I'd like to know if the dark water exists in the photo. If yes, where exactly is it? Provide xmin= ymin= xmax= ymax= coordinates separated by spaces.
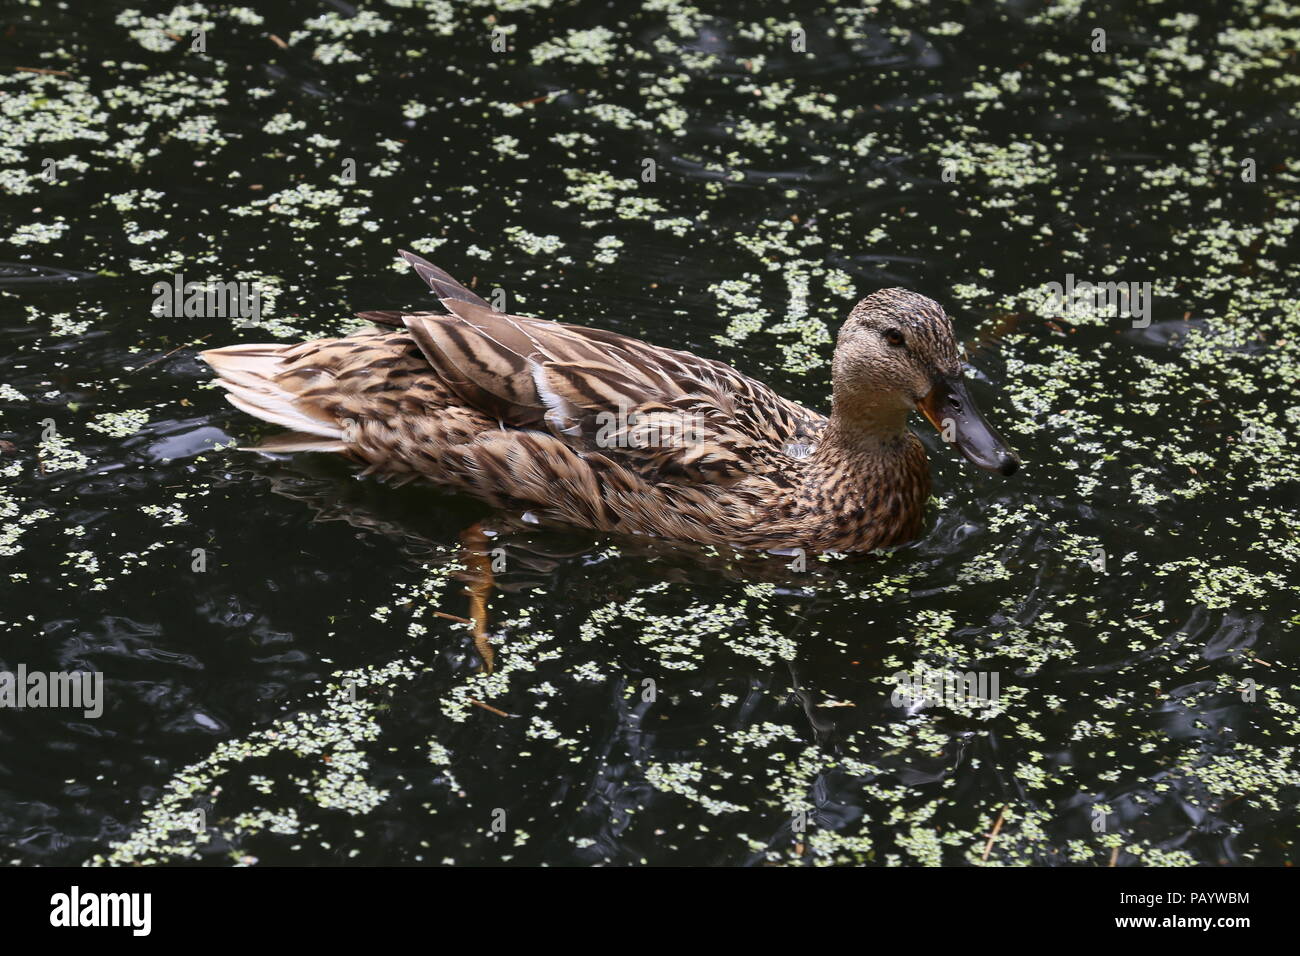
xmin=2 ymin=0 xmax=1298 ymax=866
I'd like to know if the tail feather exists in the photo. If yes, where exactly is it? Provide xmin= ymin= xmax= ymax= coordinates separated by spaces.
xmin=201 ymin=344 xmax=344 ymax=441
xmin=240 ymin=430 xmax=349 ymax=454
xmin=398 ymin=249 xmax=493 ymax=310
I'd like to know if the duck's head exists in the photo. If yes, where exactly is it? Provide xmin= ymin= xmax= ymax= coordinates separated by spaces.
xmin=831 ymin=288 xmax=1020 ymax=476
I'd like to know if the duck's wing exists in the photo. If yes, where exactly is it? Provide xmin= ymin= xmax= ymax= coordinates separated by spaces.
xmin=384 ymin=251 xmax=824 ymax=484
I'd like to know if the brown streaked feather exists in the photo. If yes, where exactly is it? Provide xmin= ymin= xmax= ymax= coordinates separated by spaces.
xmin=356 ymin=310 xmax=408 ymax=328
xmin=401 ymin=303 xmax=818 ymax=435
xmin=398 ymin=250 xmax=821 ymax=444
xmin=399 ymin=249 xmax=493 ymax=310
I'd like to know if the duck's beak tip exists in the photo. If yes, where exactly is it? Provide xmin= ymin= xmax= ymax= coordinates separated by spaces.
xmin=919 ymin=374 xmax=1020 ymax=477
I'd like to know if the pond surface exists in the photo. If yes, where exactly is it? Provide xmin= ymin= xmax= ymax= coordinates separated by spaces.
xmin=2 ymin=0 xmax=1298 ymax=866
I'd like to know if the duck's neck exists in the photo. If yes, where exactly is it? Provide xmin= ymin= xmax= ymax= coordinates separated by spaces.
xmin=795 ymin=401 xmax=931 ymax=551
xmin=821 ymin=394 xmax=912 ymax=454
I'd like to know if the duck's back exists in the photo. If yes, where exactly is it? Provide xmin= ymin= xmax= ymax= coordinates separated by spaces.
xmin=202 ymin=254 xmax=829 ymax=545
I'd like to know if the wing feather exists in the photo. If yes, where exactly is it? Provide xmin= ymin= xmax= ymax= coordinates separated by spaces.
xmin=395 ymin=257 xmax=825 ymax=484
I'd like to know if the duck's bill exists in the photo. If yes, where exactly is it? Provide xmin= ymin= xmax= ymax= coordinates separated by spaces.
xmin=918 ymin=375 xmax=1021 ymax=476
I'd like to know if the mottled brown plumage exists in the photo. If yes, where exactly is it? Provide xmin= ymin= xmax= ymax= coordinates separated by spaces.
xmin=202 ymin=250 xmax=1019 ymax=553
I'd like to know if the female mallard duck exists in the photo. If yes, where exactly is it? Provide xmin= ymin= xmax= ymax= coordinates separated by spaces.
xmin=202 ymin=250 xmax=1019 ymax=553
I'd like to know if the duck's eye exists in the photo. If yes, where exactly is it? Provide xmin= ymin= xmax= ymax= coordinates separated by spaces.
xmin=884 ymin=328 xmax=906 ymax=347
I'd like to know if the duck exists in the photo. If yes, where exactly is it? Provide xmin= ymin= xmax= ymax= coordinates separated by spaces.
xmin=201 ymin=249 xmax=1020 ymax=554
